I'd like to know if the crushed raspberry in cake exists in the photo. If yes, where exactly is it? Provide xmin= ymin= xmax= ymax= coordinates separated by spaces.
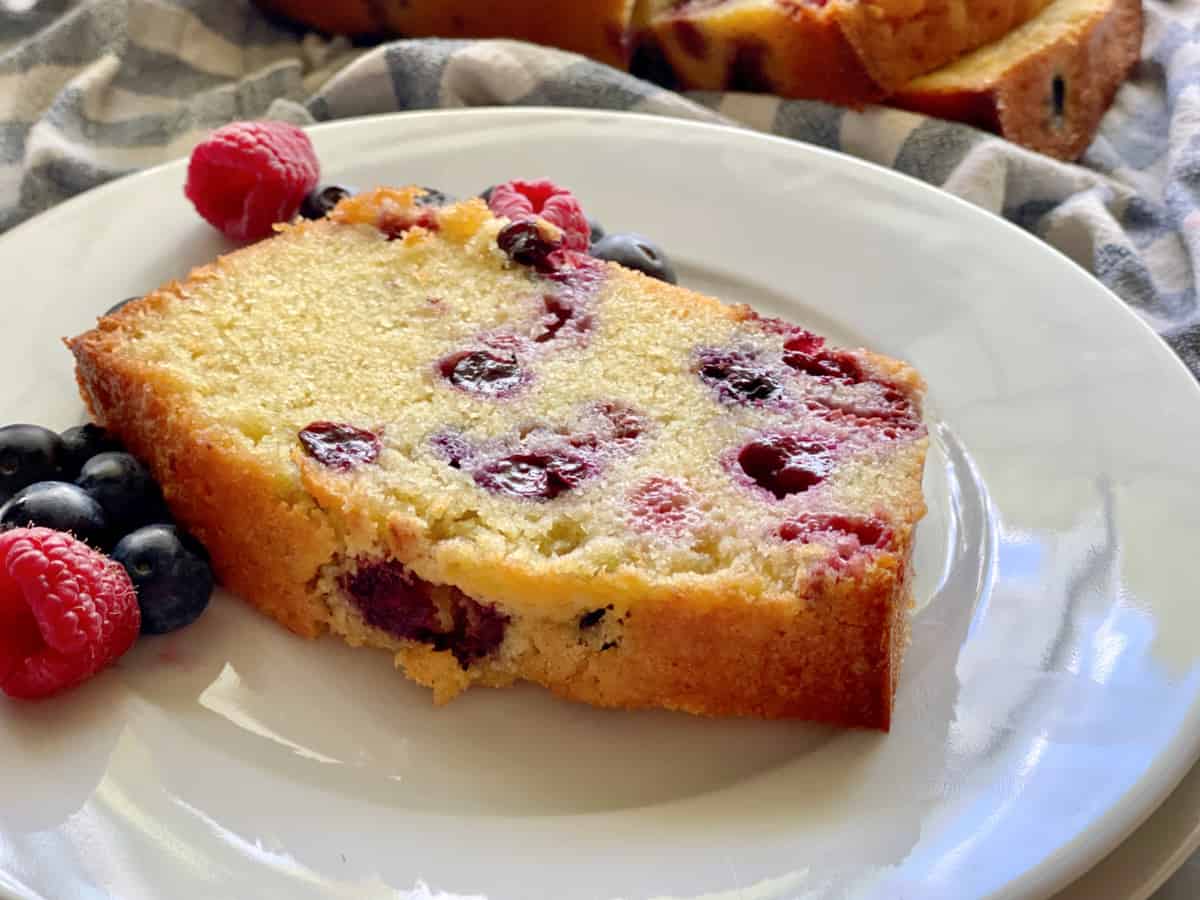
xmin=734 ymin=432 xmax=841 ymax=499
xmin=474 ymin=451 xmax=597 ymax=501
xmin=783 ymin=331 xmax=865 ymax=384
xmin=431 ymin=402 xmax=646 ymax=501
xmin=533 ymin=294 xmax=584 ymax=343
xmin=342 ymin=560 xmax=508 ymax=667
xmin=779 ymin=513 xmax=893 ymax=563
xmin=438 ymin=348 xmax=526 ymax=397
xmin=299 ymin=422 xmax=381 ymax=470
xmin=697 ymin=347 xmax=785 ymax=404
xmin=629 ymin=477 xmax=700 ymax=534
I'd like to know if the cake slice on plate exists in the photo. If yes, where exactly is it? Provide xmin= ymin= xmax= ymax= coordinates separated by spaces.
xmin=68 ymin=186 xmax=928 ymax=728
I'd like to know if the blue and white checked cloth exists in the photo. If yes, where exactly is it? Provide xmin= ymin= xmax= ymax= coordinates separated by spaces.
xmin=1 ymin=1 xmax=1199 ymax=896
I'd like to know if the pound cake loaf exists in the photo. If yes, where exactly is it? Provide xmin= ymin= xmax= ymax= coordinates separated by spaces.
xmin=68 ymin=187 xmax=929 ymax=728
xmin=634 ymin=0 xmax=1055 ymax=104
xmin=893 ymin=0 xmax=1142 ymax=159
xmin=255 ymin=0 xmax=639 ymax=68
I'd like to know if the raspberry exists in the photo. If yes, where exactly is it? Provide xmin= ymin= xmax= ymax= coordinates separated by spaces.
xmin=184 ymin=121 xmax=320 ymax=242
xmin=487 ymin=179 xmax=591 ymax=252
xmin=0 ymin=527 xmax=140 ymax=700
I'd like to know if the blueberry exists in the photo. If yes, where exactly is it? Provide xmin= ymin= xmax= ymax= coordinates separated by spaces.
xmin=479 ymin=185 xmax=497 ymax=205
xmin=112 ymin=524 xmax=214 ymax=635
xmin=299 ymin=184 xmax=355 ymax=220
xmin=75 ymin=451 xmax=168 ymax=535
xmin=0 ymin=481 xmax=108 ymax=546
xmin=0 ymin=424 xmax=65 ymax=504
xmin=587 ymin=216 xmax=606 ymax=244
xmin=590 ymin=233 xmax=677 ymax=284
xmin=105 ymin=297 xmax=140 ymax=317
xmin=59 ymin=423 xmax=123 ymax=479
xmin=415 ymin=187 xmax=454 ymax=207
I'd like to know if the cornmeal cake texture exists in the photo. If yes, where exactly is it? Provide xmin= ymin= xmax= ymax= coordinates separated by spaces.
xmin=68 ymin=187 xmax=928 ymax=729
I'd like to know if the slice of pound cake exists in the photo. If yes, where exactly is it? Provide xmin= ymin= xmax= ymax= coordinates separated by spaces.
xmin=68 ymin=186 xmax=928 ymax=728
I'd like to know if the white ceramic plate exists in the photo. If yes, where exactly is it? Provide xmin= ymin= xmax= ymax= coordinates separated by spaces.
xmin=2 ymin=109 xmax=1200 ymax=900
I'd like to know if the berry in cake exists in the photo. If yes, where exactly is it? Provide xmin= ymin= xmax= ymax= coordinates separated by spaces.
xmin=69 ymin=182 xmax=929 ymax=728
xmin=184 ymin=120 xmax=320 ymax=242
xmin=0 ymin=527 xmax=140 ymax=699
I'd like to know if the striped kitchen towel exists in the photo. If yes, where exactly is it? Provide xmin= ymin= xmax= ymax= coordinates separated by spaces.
xmin=0 ymin=0 xmax=1196 ymax=384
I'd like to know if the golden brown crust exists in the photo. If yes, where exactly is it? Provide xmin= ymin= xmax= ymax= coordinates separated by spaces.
xmin=67 ymin=260 xmax=339 ymax=640
xmin=892 ymin=0 xmax=1143 ymax=160
xmin=513 ymin=558 xmax=913 ymax=727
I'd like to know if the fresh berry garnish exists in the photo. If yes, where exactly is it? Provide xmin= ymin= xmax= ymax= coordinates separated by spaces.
xmin=438 ymin=349 xmax=525 ymax=397
xmin=783 ymin=332 xmax=864 ymax=383
xmin=590 ymin=233 xmax=677 ymax=284
xmin=0 ymin=424 xmax=64 ymax=504
xmin=75 ymin=452 xmax=167 ymax=536
xmin=734 ymin=433 xmax=839 ymax=499
xmin=779 ymin=513 xmax=893 ymax=561
xmin=105 ymin=297 xmax=140 ymax=317
xmin=111 ymin=525 xmax=213 ymax=635
xmin=588 ymin=216 xmax=606 ymax=244
xmin=414 ymin=187 xmax=454 ymax=207
xmin=478 ymin=185 xmax=497 ymax=204
xmin=697 ymin=348 xmax=783 ymax=404
xmin=474 ymin=451 xmax=596 ymax=501
xmin=497 ymin=219 xmax=563 ymax=271
xmin=0 ymin=483 xmax=108 ymax=547
xmin=298 ymin=422 xmax=381 ymax=471
xmin=487 ymin=179 xmax=591 ymax=252
xmin=342 ymin=559 xmax=508 ymax=667
xmin=59 ymin=424 xmax=123 ymax=478
xmin=299 ymin=184 xmax=355 ymax=220
xmin=629 ymin=477 xmax=698 ymax=534
xmin=0 ymin=527 xmax=139 ymax=699
xmin=184 ymin=120 xmax=320 ymax=242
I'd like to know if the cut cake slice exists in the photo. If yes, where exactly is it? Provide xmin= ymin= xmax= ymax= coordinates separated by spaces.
xmin=68 ymin=188 xmax=929 ymax=728
xmin=630 ymin=0 xmax=1057 ymax=105
xmin=892 ymin=0 xmax=1142 ymax=159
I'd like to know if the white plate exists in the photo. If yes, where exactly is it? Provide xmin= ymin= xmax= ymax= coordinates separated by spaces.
xmin=2 ymin=109 xmax=1200 ymax=900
